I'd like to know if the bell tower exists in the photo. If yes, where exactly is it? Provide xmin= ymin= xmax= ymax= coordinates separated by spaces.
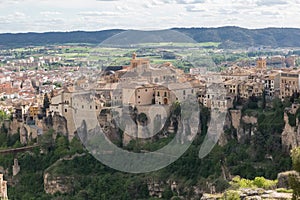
xmin=256 ymin=57 xmax=267 ymax=70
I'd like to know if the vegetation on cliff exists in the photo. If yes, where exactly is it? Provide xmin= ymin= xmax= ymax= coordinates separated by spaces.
xmin=0 ymin=94 xmax=298 ymax=199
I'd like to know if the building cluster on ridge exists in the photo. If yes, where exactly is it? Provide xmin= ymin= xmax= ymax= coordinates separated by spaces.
xmin=1 ymin=53 xmax=300 ymax=141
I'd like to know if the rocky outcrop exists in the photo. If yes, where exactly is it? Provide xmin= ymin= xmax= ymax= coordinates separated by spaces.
xmin=20 ymin=125 xmax=28 ymax=144
xmin=201 ymin=188 xmax=293 ymax=200
xmin=44 ymin=173 xmax=74 ymax=195
xmin=51 ymin=113 xmax=68 ymax=138
xmin=277 ymin=171 xmax=300 ymax=189
xmin=9 ymin=119 xmax=22 ymax=135
xmin=229 ymin=109 xmax=258 ymax=143
xmin=282 ymin=111 xmax=300 ymax=152
xmin=230 ymin=110 xmax=242 ymax=130
xmin=44 ymin=154 xmax=85 ymax=195
xmin=147 ymin=180 xmax=164 ymax=198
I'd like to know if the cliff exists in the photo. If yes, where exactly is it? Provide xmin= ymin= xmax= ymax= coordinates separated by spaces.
xmin=282 ymin=107 xmax=300 ymax=152
xmin=43 ymin=154 xmax=85 ymax=195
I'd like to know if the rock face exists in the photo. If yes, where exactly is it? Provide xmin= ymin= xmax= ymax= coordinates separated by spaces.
xmin=44 ymin=173 xmax=74 ymax=195
xmin=282 ymin=111 xmax=300 ymax=152
xmin=9 ymin=119 xmax=22 ymax=135
xmin=229 ymin=109 xmax=258 ymax=143
xmin=51 ymin=113 xmax=68 ymax=138
xmin=147 ymin=181 xmax=164 ymax=198
xmin=230 ymin=110 xmax=242 ymax=130
xmin=201 ymin=188 xmax=293 ymax=200
xmin=277 ymin=171 xmax=300 ymax=189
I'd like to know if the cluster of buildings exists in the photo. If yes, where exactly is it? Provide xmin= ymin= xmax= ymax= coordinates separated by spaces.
xmin=1 ymin=52 xmax=300 ymax=142
xmin=196 ymin=57 xmax=300 ymax=103
xmin=6 ymin=56 xmax=62 ymax=69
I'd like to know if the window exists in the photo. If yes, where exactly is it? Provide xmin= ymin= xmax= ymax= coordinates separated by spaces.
xmin=138 ymin=96 xmax=141 ymax=98
xmin=157 ymin=92 xmax=160 ymax=97
xmin=82 ymin=105 xmax=84 ymax=109
xmin=90 ymin=105 xmax=92 ymax=109
xmin=164 ymin=92 xmax=167 ymax=97
xmin=65 ymin=109 xmax=67 ymax=113
xmin=96 ymin=106 xmax=98 ymax=110
xmin=145 ymin=89 xmax=148 ymax=92
xmin=183 ymin=90 xmax=186 ymax=95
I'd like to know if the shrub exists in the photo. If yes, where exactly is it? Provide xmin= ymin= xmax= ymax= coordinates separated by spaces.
xmin=253 ymin=177 xmax=277 ymax=189
xmin=230 ymin=176 xmax=277 ymax=190
xmin=223 ymin=190 xmax=241 ymax=200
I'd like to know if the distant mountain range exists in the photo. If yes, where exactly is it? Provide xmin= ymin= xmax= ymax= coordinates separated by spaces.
xmin=1 ymin=26 xmax=300 ymax=49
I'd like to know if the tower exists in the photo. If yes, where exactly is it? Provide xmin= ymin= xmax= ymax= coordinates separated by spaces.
xmin=256 ymin=57 xmax=267 ymax=70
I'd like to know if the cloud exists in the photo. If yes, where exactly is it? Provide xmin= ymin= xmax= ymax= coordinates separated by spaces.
xmin=160 ymin=0 xmax=205 ymax=4
xmin=185 ymin=5 xmax=205 ymax=12
xmin=78 ymin=11 xmax=118 ymax=16
xmin=218 ymin=8 xmax=240 ymax=15
xmin=40 ymin=11 xmax=61 ymax=16
xmin=256 ymin=0 xmax=288 ymax=6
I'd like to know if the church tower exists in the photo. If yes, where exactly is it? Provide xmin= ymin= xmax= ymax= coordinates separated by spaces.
xmin=256 ymin=57 xmax=267 ymax=70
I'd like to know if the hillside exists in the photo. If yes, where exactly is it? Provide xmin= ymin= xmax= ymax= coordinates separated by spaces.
xmin=1 ymin=27 xmax=300 ymax=49
xmin=173 ymin=26 xmax=300 ymax=49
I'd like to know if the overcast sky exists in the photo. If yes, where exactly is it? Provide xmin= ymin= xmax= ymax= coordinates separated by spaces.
xmin=0 ymin=0 xmax=300 ymax=33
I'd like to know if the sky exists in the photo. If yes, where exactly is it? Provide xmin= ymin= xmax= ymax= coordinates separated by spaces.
xmin=0 ymin=0 xmax=300 ymax=33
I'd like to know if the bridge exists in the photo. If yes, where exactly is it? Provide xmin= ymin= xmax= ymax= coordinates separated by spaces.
xmin=0 ymin=145 xmax=39 ymax=155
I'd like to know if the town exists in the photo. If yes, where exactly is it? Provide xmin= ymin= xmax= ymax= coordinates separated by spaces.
xmin=0 ymin=46 xmax=300 ymax=142
xmin=1 ymin=44 xmax=300 ymax=199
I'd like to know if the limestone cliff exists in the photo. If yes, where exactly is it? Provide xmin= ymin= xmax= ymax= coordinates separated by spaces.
xmin=44 ymin=173 xmax=74 ymax=195
xmin=51 ymin=113 xmax=68 ymax=138
xmin=282 ymin=111 xmax=300 ymax=152
xmin=226 ymin=109 xmax=257 ymax=143
xmin=43 ymin=154 xmax=85 ymax=195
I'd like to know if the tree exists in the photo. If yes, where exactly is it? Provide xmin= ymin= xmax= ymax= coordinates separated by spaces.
xmin=39 ymin=129 xmax=55 ymax=152
xmin=262 ymin=89 xmax=266 ymax=110
xmin=138 ymin=113 xmax=148 ymax=125
xmin=43 ymin=93 xmax=50 ymax=113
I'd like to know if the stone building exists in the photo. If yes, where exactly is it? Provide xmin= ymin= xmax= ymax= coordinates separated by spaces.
xmin=239 ymin=80 xmax=264 ymax=99
xmin=265 ymin=72 xmax=280 ymax=97
xmin=50 ymin=87 xmax=103 ymax=141
xmin=204 ymin=83 xmax=231 ymax=112
xmin=280 ymin=71 xmax=300 ymax=100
